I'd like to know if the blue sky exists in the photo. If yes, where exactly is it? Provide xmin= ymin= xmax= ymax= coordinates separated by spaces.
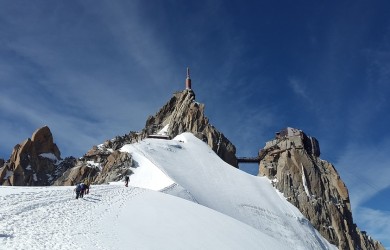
xmin=0 ymin=0 xmax=389 ymax=246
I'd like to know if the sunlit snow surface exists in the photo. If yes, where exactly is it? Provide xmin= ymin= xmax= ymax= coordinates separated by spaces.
xmin=0 ymin=133 xmax=336 ymax=250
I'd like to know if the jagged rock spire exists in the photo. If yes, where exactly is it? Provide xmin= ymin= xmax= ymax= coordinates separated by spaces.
xmin=142 ymin=90 xmax=237 ymax=167
xmin=0 ymin=126 xmax=74 ymax=186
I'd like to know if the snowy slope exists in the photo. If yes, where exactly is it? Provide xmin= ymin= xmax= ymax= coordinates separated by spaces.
xmin=0 ymin=133 xmax=336 ymax=250
xmin=121 ymin=133 xmax=336 ymax=250
xmin=0 ymin=185 xmax=284 ymax=250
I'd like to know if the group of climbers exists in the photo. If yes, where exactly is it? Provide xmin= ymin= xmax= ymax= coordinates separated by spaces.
xmin=74 ymin=175 xmax=130 ymax=199
xmin=74 ymin=182 xmax=90 ymax=199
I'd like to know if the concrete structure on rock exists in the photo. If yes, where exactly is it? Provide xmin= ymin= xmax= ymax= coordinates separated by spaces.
xmin=265 ymin=127 xmax=320 ymax=157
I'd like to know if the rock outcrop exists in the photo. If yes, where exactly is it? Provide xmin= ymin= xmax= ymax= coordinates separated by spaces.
xmin=0 ymin=126 xmax=75 ymax=186
xmin=258 ymin=127 xmax=384 ymax=250
xmin=93 ymin=150 xmax=132 ymax=184
xmin=54 ymin=142 xmax=133 ymax=186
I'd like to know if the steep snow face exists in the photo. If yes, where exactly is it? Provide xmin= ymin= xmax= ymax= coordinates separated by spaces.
xmin=120 ymin=133 xmax=336 ymax=250
xmin=122 ymin=149 xmax=175 ymax=190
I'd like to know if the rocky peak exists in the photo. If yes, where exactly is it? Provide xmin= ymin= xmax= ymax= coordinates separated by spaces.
xmin=141 ymin=90 xmax=238 ymax=167
xmin=54 ymin=89 xmax=238 ymax=186
xmin=258 ymin=127 xmax=384 ymax=250
xmin=0 ymin=126 xmax=73 ymax=186
xmin=31 ymin=125 xmax=61 ymax=158
xmin=83 ymin=89 xmax=238 ymax=169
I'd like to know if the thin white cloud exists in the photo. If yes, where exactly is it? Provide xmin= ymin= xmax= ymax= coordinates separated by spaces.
xmin=0 ymin=94 xmax=103 ymax=156
xmin=0 ymin=1 xmax=184 ymax=158
xmin=354 ymin=207 xmax=390 ymax=248
xmin=335 ymin=139 xmax=390 ymax=208
xmin=85 ymin=1 xmax=183 ymax=90
xmin=288 ymin=77 xmax=311 ymax=101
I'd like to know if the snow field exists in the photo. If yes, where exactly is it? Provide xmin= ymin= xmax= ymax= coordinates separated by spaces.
xmin=0 ymin=185 xmax=284 ymax=250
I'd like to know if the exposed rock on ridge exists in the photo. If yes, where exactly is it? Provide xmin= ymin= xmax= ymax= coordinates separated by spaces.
xmin=0 ymin=126 xmax=75 ymax=186
xmin=258 ymin=127 xmax=384 ymax=250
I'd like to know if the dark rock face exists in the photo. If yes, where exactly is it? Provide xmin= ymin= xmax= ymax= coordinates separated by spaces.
xmin=0 ymin=126 xmax=74 ymax=186
xmin=258 ymin=127 xmax=384 ymax=250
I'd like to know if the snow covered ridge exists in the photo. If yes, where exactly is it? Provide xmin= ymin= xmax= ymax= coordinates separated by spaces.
xmin=119 ymin=132 xmax=336 ymax=249
xmin=0 ymin=133 xmax=336 ymax=249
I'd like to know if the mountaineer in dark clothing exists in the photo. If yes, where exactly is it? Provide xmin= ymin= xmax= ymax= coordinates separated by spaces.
xmin=79 ymin=183 xmax=86 ymax=198
xmin=84 ymin=182 xmax=90 ymax=195
xmin=74 ymin=183 xmax=82 ymax=199
xmin=124 ymin=176 xmax=130 ymax=187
